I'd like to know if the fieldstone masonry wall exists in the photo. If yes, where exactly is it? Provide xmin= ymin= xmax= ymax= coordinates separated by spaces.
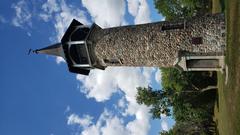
xmin=88 ymin=13 xmax=225 ymax=68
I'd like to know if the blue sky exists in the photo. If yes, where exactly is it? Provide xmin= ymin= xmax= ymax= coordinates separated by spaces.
xmin=0 ymin=0 xmax=174 ymax=135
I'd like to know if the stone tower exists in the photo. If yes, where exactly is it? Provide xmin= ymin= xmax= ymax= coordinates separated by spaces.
xmin=33 ymin=13 xmax=225 ymax=75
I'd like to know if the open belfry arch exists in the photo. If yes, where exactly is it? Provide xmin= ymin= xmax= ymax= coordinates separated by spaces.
xmin=33 ymin=13 xmax=226 ymax=75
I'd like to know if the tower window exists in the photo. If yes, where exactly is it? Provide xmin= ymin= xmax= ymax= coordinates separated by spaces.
xmin=186 ymin=59 xmax=219 ymax=68
xmin=161 ymin=23 xmax=184 ymax=31
xmin=104 ymin=58 xmax=121 ymax=64
xmin=70 ymin=44 xmax=89 ymax=64
xmin=192 ymin=37 xmax=203 ymax=44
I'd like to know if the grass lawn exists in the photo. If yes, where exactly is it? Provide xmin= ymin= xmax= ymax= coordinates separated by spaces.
xmin=214 ymin=0 xmax=240 ymax=134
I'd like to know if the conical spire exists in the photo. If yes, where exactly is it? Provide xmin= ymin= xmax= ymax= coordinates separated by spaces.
xmin=32 ymin=43 xmax=65 ymax=59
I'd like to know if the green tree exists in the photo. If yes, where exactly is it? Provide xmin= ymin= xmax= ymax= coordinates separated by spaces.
xmin=136 ymin=87 xmax=173 ymax=118
xmin=161 ymin=67 xmax=217 ymax=92
xmin=136 ymin=68 xmax=217 ymax=134
xmin=154 ymin=0 xmax=211 ymax=20
xmin=160 ymin=129 xmax=174 ymax=135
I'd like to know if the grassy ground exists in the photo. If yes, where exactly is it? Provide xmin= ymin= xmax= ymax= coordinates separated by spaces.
xmin=214 ymin=0 xmax=240 ymax=134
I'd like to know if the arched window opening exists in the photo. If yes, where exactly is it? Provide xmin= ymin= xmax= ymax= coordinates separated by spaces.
xmin=70 ymin=44 xmax=89 ymax=64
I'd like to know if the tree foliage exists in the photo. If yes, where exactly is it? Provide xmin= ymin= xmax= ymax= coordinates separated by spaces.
xmin=136 ymin=87 xmax=172 ymax=118
xmin=136 ymin=68 xmax=218 ymax=134
xmin=161 ymin=68 xmax=217 ymax=92
xmin=154 ymin=0 xmax=211 ymax=20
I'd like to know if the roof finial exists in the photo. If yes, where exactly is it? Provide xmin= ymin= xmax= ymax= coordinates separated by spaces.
xmin=28 ymin=49 xmax=39 ymax=55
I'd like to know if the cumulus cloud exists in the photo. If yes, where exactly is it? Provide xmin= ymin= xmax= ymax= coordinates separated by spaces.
xmin=126 ymin=0 xmax=139 ymax=16
xmin=155 ymin=68 xmax=162 ymax=84
xmin=126 ymin=105 xmax=150 ymax=135
xmin=134 ymin=0 xmax=151 ymax=24
xmin=160 ymin=114 xmax=170 ymax=131
xmin=56 ymin=57 xmax=65 ymax=64
xmin=67 ymin=114 xmax=93 ymax=128
xmin=77 ymin=67 xmax=153 ymax=102
xmin=76 ymin=67 xmax=157 ymax=134
xmin=101 ymin=116 xmax=128 ymax=135
xmin=82 ymin=0 xmax=126 ymax=28
xmin=40 ymin=0 xmax=89 ymax=41
xmin=126 ymin=0 xmax=151 ymax=24
xmin=11 ymin=0 xmax=32 ymax=28
xmin=117 ymin=97 xmax=126 ymax=109
xmin=67 ymin=108 xmax=150 ymax=135
xmin=161 ymin=119 xmax=169 ymax=131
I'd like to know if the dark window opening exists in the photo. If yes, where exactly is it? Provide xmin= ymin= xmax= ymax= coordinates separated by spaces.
xmin=221 ymin=33 xmax=225 ymax=37
xmin=161 ymin=23 xmax=184 ymax=31
xmin=104 ymin=58 xmax=121 ymax=64
xmin=71 ymin=27 xmax=90 ymax=41
xmin=192 ymin=37 xmax=203 ymax=44
xmin=70 ymin=44 xmax=89 ymax=64
xmin=186 ymin=59 xmax=219 ymax=68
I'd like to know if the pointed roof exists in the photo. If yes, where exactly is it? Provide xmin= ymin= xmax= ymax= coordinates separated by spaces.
xmin=32 ymin=19 xmax=93 ymax=75
xmin=61 ymin=19 xmax=84 ymax=43
xmin=34 ymin=43 xmax=65 ymax=59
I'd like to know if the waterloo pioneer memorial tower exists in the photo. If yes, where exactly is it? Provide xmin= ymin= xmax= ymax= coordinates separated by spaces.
xmin=33 ymin=13 xmax=226 ymax=75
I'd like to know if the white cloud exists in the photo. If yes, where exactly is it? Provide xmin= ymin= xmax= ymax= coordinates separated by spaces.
xmin=74 ymin=64 xmax=163 ymax=135
xmin=126 ymin=0 xmax=139 ymax=16
xmin=39 ymin=13 xmax=51 ymax=22
xmin=155 ymin=68 xmax=162 ymax=84
xmin=82 ymin=125 xmax=100 ymax=135
xmin=160 ymin=114 xmax=170 ymax=131
xmin=56 ymin=57 xmax=65 ymax=64
xmin=126 ymin=0 xmax=151 ymax=24
xmin=161 ymin=17 xmax=166 ymax=21
xmin=161 ymin=119 xmax=169 ymax=131
xmin=11 ymin=0 xmax=32 ymax=28
xmin=117 ymin=97 xmax=126 ymax=109
xmin=67 ymin=114 xmax=93 ymax=128
xmin=101 ymin=116 xmax=128 ymax=135
xmin=42 ymin=0 xmax=60 ymax=14
xmin=143 ymin=67 xmax=156 ymax=83
xmin=134 ymin=0 xmax=151 ymax=24
xmin=126 ymin=105 xmax=150 ymax=135
xmin=77 ymin=67 xmax=153 ymax=102
xmin=76 ymin=67 xmax=157 ymax=135
xmin=82 ymin=0 xmax=126 ymax=28
xmin=68 ymin=108 xmax=151 ymax=135
xmin=40 ymin=0 xmax=89 ymax=41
